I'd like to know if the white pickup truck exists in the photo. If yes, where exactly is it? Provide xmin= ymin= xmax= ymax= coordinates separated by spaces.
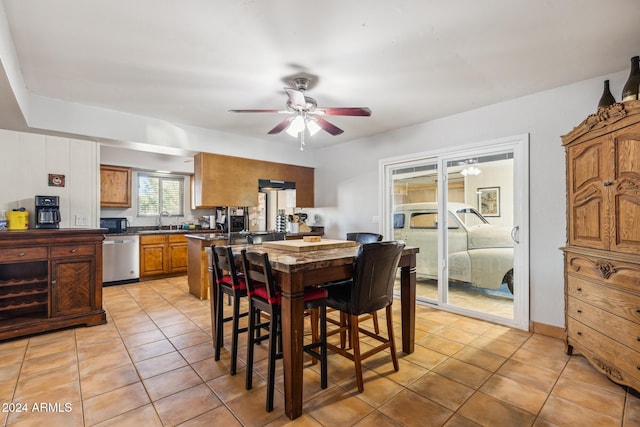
xmin=393 ymin=202 xmax=514 ymax=293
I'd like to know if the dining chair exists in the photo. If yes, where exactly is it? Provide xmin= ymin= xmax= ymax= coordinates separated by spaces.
xmin=210 ymin=245 xmax=250 ymax=376
xmin=346 ymin=232 xmax=383 ymax=243
xmin=246 ymin=232 xmax=286 ymax=244
xmin=345 ymin=232 xmax=385 ymax=337
xmin=325 ymin=240 xmax=405 ymax=392
xmin=241 ymin=249 xmax=328 ymax=412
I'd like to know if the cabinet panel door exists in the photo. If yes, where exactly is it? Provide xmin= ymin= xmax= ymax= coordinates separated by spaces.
xmin=611 ymin=131 xmax=640 ymax=254
xmin=100 ymin=165 xmax=131 ymax=208
xmin=567 ymin=136 xmax=612 ymax=250
xmin=168 ymin=243 xmax=187 ymax=273
xmin=51 ymin=258 xmax=94 ymax=316
xmin=140 ymin=244 xmax=166 ymax=276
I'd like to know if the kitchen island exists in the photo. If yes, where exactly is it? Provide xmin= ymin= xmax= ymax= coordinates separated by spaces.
xmin=0 ymin=229 xmax=106 ymax=340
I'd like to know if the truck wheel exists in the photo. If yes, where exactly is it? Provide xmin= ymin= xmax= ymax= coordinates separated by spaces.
xmin=503 ymin=269 xmax=514 ymax=294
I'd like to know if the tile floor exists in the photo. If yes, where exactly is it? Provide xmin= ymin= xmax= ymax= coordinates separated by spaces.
xmin=0 ymin=276 xmax=639 ymax=426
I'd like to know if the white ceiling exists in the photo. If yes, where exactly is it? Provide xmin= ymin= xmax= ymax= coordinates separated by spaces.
xmin=2 ymin=0 xmax=640 ymax=150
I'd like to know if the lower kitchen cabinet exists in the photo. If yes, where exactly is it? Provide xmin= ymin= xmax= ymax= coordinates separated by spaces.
xmin=140 ymin=233 xmax=188 ymax=278
xmin=0 ymin=229 xmax=106 ymax=341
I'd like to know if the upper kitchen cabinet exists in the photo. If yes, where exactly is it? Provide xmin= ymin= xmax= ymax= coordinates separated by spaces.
xmin=193 ymin=153 xmax=314 ymax=208
xmin=100 ymin=165 xmax=132 ymax=208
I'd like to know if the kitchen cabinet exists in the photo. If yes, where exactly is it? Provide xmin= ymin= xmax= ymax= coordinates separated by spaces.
xmin=0 ymin=229 xmax=106 ymax=340
xmin=100 ymin=164 xmax=132 ymax=208
xmin=561 ymin=100 xmax=640 ymax=392
xmin=140 ymin=233 xmax=188 ymax=278
xmin=193 ymin=152 xmax=314 ymax=208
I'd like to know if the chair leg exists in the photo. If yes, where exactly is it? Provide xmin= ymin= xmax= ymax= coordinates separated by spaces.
xmin=350 ymin=314 xmax=365 ymax=393
xmin=230 ymin=292 xmax=241 ymax=375
xmin=320 ymin=305 xmax=328 ymax=389
xmin=309 ymin=308 xmax=319 ymax=365
xmin=386 ymin=305 xmax=399 ymax=371
xmin=214 ymin=287 xmax=224 ymax=361
xmin=266 ymin=311 xmax=279 ymax=412
xmin=371 ymin=311 xmax=380 ymax=334
xmin=245 ymin=304 xmax=256 ymax=391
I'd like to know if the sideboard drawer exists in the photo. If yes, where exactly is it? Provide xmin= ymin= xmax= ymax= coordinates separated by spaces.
xmin=567 ymin=275 xmax=640 ymax=325
xmin=565 ymin=251 xmax=640 ymax=293
xmin=51 ymin=244 xmax=96 ymax=258
xmin=0 ymin=247 xmax=48 ymax=262
xmin=568 ymin=296 xmax=640 ymax=352
xmin=567 ymin=317 xmax=640 ymax=386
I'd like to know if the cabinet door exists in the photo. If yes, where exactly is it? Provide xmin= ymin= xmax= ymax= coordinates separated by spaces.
xmin=100 ymin=165 xmax=132 ymax=208
xmin=610 ymin=130 xmax=640 ymax=254
xmin=51 ymin=258 xmax=95 ymax=317
xmin=168 ymin=235 xmax=187 ymax=273
xmin=567 ymin=135 xmax=612 ymax=250
xmin=140 ymin=243 xmax=167 ymax=277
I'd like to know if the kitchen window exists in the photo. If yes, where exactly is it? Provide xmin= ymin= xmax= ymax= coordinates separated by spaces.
xmin=137 ymin=173 xmax=184 ymax=217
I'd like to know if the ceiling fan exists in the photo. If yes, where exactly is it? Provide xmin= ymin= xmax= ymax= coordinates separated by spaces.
xmin=229 ymin=77 xmax=372 ymax=150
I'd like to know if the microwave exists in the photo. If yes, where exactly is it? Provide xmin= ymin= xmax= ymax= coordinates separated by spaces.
xmin=100 ymin=217 xmax=128 ymax=233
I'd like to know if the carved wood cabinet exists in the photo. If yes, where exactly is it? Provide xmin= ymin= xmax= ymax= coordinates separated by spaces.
xmin=0 ymin=229 xmax=106 ymax=340
xmin=562 ymin=101 xmax=640 ymax=392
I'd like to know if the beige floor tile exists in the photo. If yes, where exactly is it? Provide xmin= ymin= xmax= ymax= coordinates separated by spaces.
xmin=169 ymin=330 xmax=213 ymax=350
xmin=6 ymin=400 xmax=82 ymax=427
xmin=442 ymin=414 xmax=483 ymax=426
xmin=78 ymin=348 xmax=133 ymax=377
xmin=495 ymin=358 xmax=560 ymax=393
xmin=179 ymin=405 xmax=244 ymax=427
xmin=352 ymin=410 xmax=404 ymax=427
xmin=80 ymin=363 xmax=140 ymax=399
xmin=417 ymin=333 xmax=466 ymax=356
xmin=432 ymin=358 xmax=492 ymax=389
xmin=451 ymin=345 xmax=507 ymax=372
xmin=82 ymin=382 xmax=150 ymax=425
xmin=408 ymin=371 xmax=475 ymax=412
xmin=134 ymin=351 xmax=188 ymax=379
xmin=121 ymin=328 xmax=166 ymax=348
xmin=190 ymin=356 xmax=234 ymax=382
xmin=468 ymin=335 xmax=520 ymax=358
xmin=538 ymin=394 xmax=620 ymax=426
xmin=457 ymin=392 xmax=536 ymax=426
xmin=302 ymin=384 xmax=375 ymax=426
xmin=549 ymin=376 xmax=625 ymax=419
xmin=379 ymin=389 xmax=453 ymax=427
xmin=153 ymin=383 xmax=223 ymax=425
xmin=401 ymin=343 xmax=449 ymax=370
xmin=179 ymin=341 xmax=216 ymax=364
xmin=371 ymin=358 xmax=429 ymax=387
xmin=480 ymin=374 xmax=549 ymax=414
xmin=127 ymin=338 xmax=175 ymax=362
xmin=143 ymin=365 xmax=203 ymax=402
xmin=14 ymin=363 xmax=78 ymax=399
xmin=92 ymin=404 xmax=163 ymax=427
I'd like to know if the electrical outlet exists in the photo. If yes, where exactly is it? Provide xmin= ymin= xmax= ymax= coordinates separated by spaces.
xmin=75 ymin=215 xmax=88 ymax=226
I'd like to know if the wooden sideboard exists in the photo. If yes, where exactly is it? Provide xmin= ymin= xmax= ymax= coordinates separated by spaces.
xmin=0 ymin=229 xmax=106 ymax=340
xmin=561 ymin=100 xmax=640 ymax=391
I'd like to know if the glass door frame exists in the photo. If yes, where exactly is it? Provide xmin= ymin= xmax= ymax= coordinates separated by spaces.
xmin=380 ymin=134 xmax=530 ymax=330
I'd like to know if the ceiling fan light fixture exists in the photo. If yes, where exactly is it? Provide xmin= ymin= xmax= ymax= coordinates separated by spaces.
xmin=286 ymin=115 xmax=305 ymax=136
xmin=460 ymin=166 xmax=482 ymax=176
xmin=306 ymin=118 xmax=321 ymax=136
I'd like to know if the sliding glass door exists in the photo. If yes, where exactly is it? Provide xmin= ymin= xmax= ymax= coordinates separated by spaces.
xmin=383 ymin=135 xmax=529 ymax=330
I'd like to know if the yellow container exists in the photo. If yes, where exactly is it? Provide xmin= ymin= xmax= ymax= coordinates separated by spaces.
xmin=7 ymin=210 xmax=29 ymax=230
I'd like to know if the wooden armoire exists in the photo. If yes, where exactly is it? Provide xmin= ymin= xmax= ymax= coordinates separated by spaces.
xmin=561 ymin=100 xmax=640 ymax=392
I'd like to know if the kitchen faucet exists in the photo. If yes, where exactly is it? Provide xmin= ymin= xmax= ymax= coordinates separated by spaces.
xmin=159 ymin=211 xmax=170 ymax=229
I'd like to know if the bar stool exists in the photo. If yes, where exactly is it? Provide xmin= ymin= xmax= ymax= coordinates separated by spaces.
xmin=241 ymin=249 xmax=328 ymax=412
xmin=210 ymin=245 xmax=249 ymax=376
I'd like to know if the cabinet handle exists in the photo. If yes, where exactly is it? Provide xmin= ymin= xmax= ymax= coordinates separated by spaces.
xmin=71 ymin=249 xmax=77 ymax=253
xmin=603 ymin=181 xmax=613 ymax=186
xmin=18 ymin=252 xmax=25 ymax=257
xmin=51 ymin=279 xmax=56 ymax=285
xmin=576 ymin=309 xmax=582 ymax=313
xmin=636 ymin=308 xmax=640 ymax=314
xmin=577 ymin=331 xmax=582 ymax=336
xmin=576 ymin=287 xmax=582 ymax=292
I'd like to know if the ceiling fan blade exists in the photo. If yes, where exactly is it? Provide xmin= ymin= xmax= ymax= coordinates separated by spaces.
xmin=317 ymin=107 xmax=372 ymax=116
xmin=314 ymin=117 xmax=344 ymax=136
xmin=267 ymin=117 xmax=295 ymax=134
xmin=229 ymin=109 xmax=285 ymax=113
xmin=284 ymin=88 xmax=306 ymax=109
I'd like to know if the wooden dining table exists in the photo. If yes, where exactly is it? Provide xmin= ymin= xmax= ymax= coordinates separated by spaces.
xmin=217 ymin=242 xmax=419 ymax=420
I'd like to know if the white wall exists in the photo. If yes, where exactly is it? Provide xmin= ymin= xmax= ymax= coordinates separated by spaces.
xmin=0 ymin=129 xmax=99 ymax=228
xmin=306 ymin=70 xmax=628 ymax=328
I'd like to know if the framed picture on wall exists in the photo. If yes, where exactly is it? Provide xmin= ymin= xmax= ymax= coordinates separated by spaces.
xmin=478 ymin=187 xmax=500 ymax=217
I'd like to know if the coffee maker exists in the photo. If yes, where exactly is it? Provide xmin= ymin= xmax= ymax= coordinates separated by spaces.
xmin=35 ymin=195 xmax=61 ymax=229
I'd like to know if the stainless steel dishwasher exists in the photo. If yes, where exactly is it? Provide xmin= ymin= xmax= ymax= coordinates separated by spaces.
xmin=103 ymin=234 xmax=140 ymax=285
